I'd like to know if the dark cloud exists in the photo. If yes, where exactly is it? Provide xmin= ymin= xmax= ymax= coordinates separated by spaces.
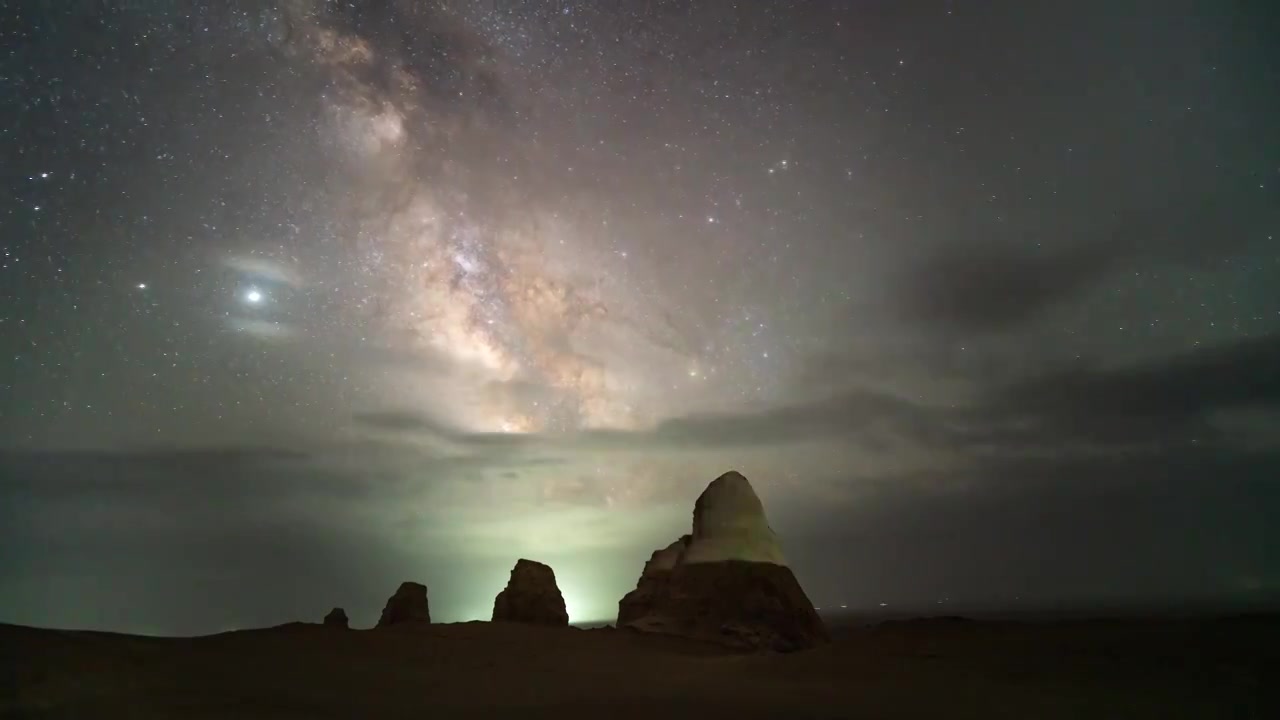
xmin=988 ymin=332 xmax=1280 ymax=448
xmin=998 ymin=332 xmax=1280 ymax=418
xmin=894 ymin=241 xmax=1117 ymax=332
xmin=786 ymin=447 xmax=1280 ymax=610
xmin=352 ymin=390 xmax=944 ymax=455
xmin=353 ymin=410 xmax=441 ymax=433
xmin=643 ymin=389 xmax=943 ymax=449
xmin=717 ymin=332 xmax=1280 ymax=454
xmin=889 ymin=178 xmax=1276 ymax=334
xmin=356 ymin=333 xmax=1280 ymax=460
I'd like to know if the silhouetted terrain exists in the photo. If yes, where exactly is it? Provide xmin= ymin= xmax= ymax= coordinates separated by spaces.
xmin=4 ymin=615 xmax=1277 ymax=718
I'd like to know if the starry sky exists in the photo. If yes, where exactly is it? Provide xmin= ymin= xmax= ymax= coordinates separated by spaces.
xmin=2 ymin=1 xmax=1278 ymax=633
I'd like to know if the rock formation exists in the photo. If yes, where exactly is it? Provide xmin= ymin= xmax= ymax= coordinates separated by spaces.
xmin=617 ymin=470 xmax=828 ymax=652
xmin=492 ymin=558 xmax=569 ymax=626
xmin=323 ymin=607 xmax=349 ymax=628
xmin=376 ymin=581 xmax=431 ymax=627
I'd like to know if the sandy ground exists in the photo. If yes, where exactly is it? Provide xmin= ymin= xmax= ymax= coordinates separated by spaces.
xmin=3 ymin=616 xmax=1276 ymax=719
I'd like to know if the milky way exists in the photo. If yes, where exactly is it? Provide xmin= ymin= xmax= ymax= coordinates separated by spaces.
xmin=215 ymin=2 xmax=778 ymax=439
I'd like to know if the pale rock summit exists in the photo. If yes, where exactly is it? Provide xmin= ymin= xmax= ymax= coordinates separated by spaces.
xmin=617 ymin=470 xmax=828 ymax=652
xmin=682 ymin=470 xmax=788 ymax=566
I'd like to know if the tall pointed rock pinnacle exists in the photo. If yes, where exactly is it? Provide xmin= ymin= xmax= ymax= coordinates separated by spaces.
xmin=616 ymin=471 xmax=828 ymax=652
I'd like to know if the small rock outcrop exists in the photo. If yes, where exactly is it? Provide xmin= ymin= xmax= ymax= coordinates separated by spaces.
xmin=492 ymin=558 xmax=569 ymax=626
xmin=616 ymin=470 xmax=828 ymax=652
xmin=377 ymin=581 xmax=431 ymax=627
xmin=323 ymin=607 xmax=349 ymax=628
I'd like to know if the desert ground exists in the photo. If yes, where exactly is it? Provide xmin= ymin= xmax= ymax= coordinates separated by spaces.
xmin=3 ymin=615 xmax=1276 ymax=719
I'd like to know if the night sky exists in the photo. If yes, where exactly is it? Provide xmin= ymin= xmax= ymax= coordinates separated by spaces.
xmin=2 ymin=1 xmax=1278 ymax=633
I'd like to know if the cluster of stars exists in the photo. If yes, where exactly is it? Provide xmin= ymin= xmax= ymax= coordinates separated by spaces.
xmin=0 ymin=0 xmax=1273 ymax=452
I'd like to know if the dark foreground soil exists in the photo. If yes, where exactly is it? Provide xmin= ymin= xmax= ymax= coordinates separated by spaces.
xmin=3 ymin=615 xmax=1277 ymax=719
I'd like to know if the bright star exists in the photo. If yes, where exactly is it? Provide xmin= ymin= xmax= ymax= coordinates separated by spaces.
xmin=245 ymin=290 xmax=263 ymax=304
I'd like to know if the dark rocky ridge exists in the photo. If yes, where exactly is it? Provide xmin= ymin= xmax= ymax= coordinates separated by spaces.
xmin=323 ymin=607 xmax=349 ymax=628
